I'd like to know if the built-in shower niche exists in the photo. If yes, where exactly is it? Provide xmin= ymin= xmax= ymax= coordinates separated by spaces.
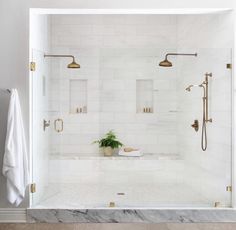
xmin=136 ymin=80 xmax=154 ymax=113
xmin=69 ymin=80 xmax=87 ymax=114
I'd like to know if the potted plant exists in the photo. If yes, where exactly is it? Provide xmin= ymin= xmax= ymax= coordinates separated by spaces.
xmin=93 ymin=130 xmax=123 ymax=156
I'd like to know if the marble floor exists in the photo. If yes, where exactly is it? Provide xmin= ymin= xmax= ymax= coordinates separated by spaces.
xmin=1 ymin=223 xmax=236 ymax=230
xmin=32 ymin=182 xmax=210 ymax=208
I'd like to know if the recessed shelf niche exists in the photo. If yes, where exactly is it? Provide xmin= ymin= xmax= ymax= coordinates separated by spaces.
xmin=136 ymin=80 xmax=153 ymax=113
xmin=69 ymin=80 xmax=87 ymax=114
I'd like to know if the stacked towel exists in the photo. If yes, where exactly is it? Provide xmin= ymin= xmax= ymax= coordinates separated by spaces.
xmin=2 ymin=89 xmax=29 ymax=206
xmin=118 ymin=149 xmax=143 ymax=157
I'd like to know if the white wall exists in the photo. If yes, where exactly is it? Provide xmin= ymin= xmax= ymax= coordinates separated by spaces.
xmin=0 ymin=0 xmax=235 ymax=209
xmin=0 ymin=0 xmax=29 ymax=208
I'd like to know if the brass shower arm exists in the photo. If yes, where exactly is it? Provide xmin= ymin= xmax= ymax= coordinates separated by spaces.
xmin=164 ymin=53 xmax=197 ymax=59
xmin=44 ymin=54 xmax=75 ymax=61
xmin=159 ymin=52 xmax=197 ymax=67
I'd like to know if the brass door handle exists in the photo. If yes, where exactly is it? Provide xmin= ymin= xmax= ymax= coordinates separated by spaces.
xmin=54 ymin=118 xmax=63 ymax=132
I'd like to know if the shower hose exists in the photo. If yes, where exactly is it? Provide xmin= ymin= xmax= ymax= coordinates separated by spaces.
xmin=201 ymin=96 xmax=207 ymax=151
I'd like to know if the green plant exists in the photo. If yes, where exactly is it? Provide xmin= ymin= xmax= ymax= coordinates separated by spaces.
xmin=93 ymin=130 xmax=123 ymax=149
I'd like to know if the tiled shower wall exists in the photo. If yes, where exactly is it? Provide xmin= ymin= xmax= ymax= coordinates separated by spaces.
xmin=49 ymin=15 xmax=179 ymax=157
xmin=177 ymin=13 xmax=233 ymax=206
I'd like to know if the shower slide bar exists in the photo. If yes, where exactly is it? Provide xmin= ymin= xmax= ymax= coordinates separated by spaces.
xmin=186 ymin=72 xmax=212 ymax=151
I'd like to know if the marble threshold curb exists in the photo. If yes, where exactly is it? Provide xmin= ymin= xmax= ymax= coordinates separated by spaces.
xmin=27 ymin=209 xmax=236 ymax=223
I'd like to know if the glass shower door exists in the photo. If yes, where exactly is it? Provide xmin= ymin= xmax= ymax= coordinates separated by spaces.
xmin=30 ymin=49 xmax=50 ymax=207
xmin=178 ymin=48 xmax=232 ymax=207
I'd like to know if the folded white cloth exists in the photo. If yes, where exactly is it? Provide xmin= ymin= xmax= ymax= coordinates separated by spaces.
xmin=2 ymin=89 xmax=29 ymax=206
xmin=118 ymin=149 xmax=143 ymax=157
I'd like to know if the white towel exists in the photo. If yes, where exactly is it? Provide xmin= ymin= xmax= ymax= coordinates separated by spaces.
xmin=118 ymin=149 xmax=143 ymax=157
xmin=2 ymin=89 xmax=29 ymax=206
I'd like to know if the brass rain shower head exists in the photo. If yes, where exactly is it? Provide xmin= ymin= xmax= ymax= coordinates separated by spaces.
xmin=44 ymin=54 xmax=80 ymax=69
xmin=159 ymin=53 xmax=197 ymax=67
xmin=159 ymin=58 xmax=172 ymax=67
xmin=67 ymin=60 xmax=80 ymax=69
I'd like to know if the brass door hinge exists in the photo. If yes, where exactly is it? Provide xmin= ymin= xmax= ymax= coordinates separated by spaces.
xmin=109 ymin=202 xmax=115 ymax=207
xmin=226 ymin=63 xmax=232 ymax=69
xmin=30 ymin=183 xmax=36 ymax=193
xmin=226 ymin=185 xmax=232 ymax=192
xmin=30 ymin=62 xmax=36 ymax=71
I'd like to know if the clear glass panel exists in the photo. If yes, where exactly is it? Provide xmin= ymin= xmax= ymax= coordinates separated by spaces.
xmin=31 ymin=48 xmax=232 ymax=208
xmin=31 ymin=49 xmax=50 ymax=206
xmin=177 ymin=48 xmax=232 ymax=207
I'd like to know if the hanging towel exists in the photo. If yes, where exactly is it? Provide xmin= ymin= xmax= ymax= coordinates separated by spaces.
xmin=2 ymin=89 xmax=29 ymax=206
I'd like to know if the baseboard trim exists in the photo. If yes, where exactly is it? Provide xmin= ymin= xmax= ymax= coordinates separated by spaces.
xmin=0 ymin=208 xmax=27 ymax=223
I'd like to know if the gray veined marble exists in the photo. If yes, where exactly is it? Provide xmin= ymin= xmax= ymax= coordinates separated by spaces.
xmin=27 ymin=209 xmax=236 ymax=223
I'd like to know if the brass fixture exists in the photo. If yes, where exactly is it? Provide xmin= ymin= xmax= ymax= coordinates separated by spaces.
xmin=226 ymin=186 xmax=232 ymax=192
xmin=109 ymin=202 xmax=115 ymax=207
xmin=30 ymin=61 xmax=36 ymax=71
xmin=199 ymin=72 xmax=213 ymax=123
xmin=44 ymin=54 xmax=80 ymax=69
xmin=227 ymin=63 xmax=232 ymax=69
xmin=159 ymin=53 xmax=197 ymax=67
xmin=186 ymin=72 xmax=212 ymax=151
xmin=191 ymin=120 xmax=199 ymax=132
xmin=43 ymin=119 xmax=50 ymax=131
xmin=30 ymin=183 xmax=36 ymax=193
xmin=185 ymin=85 xmax=194 ymax=92
xmin=54 ymin=118 xmax=64 ymax=133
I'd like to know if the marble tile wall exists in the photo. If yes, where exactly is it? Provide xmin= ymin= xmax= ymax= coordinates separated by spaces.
xmin=49 ymin=15 xmax=179 ymax=157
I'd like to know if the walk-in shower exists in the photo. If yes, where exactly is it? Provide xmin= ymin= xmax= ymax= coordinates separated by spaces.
xmin=29 ymin=12 xmax=233 ymax=210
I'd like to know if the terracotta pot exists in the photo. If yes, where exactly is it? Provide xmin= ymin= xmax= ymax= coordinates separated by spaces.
xmin=103 ymin=147 xmax=114 ymax=156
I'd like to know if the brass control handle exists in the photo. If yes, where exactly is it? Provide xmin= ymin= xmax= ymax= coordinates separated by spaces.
xmin=54 ymin=118 xmax=63 ymax=133
xmin=191 ymin=119 xmax=199 ymax=132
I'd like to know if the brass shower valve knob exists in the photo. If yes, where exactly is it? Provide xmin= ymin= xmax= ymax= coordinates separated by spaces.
xmin=191 ymin=120 xmax=199 ymax=132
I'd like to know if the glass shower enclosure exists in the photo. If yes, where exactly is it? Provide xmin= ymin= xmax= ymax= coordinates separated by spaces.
xmin=30 ymin=13 xmax=233 ymax=209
